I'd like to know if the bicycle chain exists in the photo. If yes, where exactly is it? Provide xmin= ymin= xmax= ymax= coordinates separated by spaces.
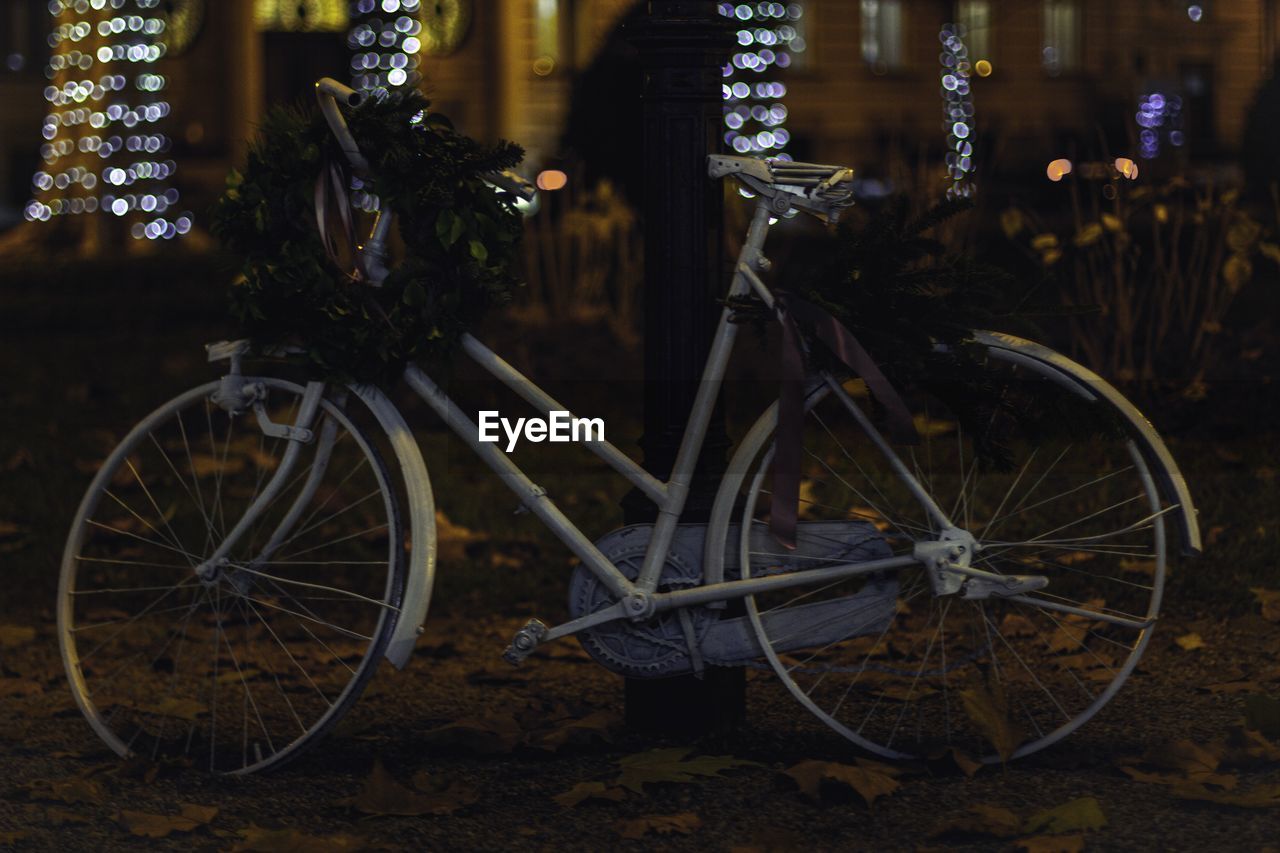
xmin=618 ymin=561 xmax=990 ymax=678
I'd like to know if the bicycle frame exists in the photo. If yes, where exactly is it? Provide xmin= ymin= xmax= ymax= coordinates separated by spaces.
xmin=397 ymin=198 xmax=928 ymax=645
xmin=202 ymin=79 xmax=1197 ymax=666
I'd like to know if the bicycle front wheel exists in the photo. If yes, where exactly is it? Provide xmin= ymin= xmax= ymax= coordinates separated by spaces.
xmin=59 ymin=378 xmax=405 ymax=774
xmin=730 ymin=340 xmax=1181 ymax=762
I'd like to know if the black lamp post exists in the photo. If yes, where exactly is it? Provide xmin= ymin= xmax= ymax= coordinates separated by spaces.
xmin=623 ymin=0 xmax=741 ymax=735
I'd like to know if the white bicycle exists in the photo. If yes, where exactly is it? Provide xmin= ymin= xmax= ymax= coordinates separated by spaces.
xmin=58 ymin=79 xmax=1201 ymax=774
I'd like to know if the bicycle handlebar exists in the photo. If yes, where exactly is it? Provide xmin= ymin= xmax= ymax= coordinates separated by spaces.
xmin=314 ymin=77 xmax=538 ymax=205
xmin=315 ymin=78 xmax=370 ymax=174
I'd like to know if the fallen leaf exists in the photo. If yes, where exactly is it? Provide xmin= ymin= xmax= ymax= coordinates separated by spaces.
xmin=1245 ymin=694 xmax=1280 ymax=739
xmin=1172 ymin=783 xmax=1280 ymax=808
xmin=464 ymin=668 xmax=530 ymax=687
xmin=188 ymin=453 xmax=245 ymax=478
xmin=911 ymin=416 xmax=956 ymax=438
xmin=1137 ymin=738 xmax=1221 ymax=776
xmin=0 ymin=678 xmax=44 ymax=698
xmin=1251 ymin=588 xmax=1280 ymax=622
xmin=1119 ymin=558 xmax=1158 ymax=577
xmin=419 ymin=713 xmax=524 ymax=755
xmin=435 ymin=511 xmax=484 ymax=563
xmin=929 ymin=803 xmax=1021 ymax=840
xmin=21 ymin=776 xmax=105 ymax=806
xmin=616 ymin=812 xmax=702 ymax=840
xmin=0 ymin=522 xmax=32 ymax=554
xmin=337 ymin=759 xmax=478 ymax=817
xmin=1016 ymin=835 xmax=1085 ymax=853
xmin=116 ymin=696 xmax=207 ymax=721
xmin=999 ymin=613 xmax=1039 ymax=637
xmin=45 ymin=805 xmax=93 ymax=826
xmin=230 ymin=825 xmax=369 ymax=852
xmin=781 ymin=759 xmax=900 ymax=807
xmin=1216 ymin=725 xmax=1280 ymax=766
xmin=613 ymin=748 xmax=757 ymax=794
xmin=1199 ymin=680 xmax=1260 ymax=694
xmin=961 ymin=682 xmax=1023 ymax=762
xmin=1175 ymin=632 xmax=1205 ymax=651
xmin=407 ymin=768 xmax=483 ymax=815
xmin=118 ymin=804 xmax=218 ymax=838
xmin=1119 ymin=764 xmax=1238 ymax=791
xmin=529 ymin=711 xmax=623 ymax=751
xmin=553 ymin=781 xmax=627 ymax=808
xmin=0 ymin=624 xmax=36 ymax=649
xmin=108 ymin=754 xmax=194 ymax=783
xmin=946 ymin=748 xmax=983 ymax=778
xmin=1022 ymin=797 xmax=1107 ymax=834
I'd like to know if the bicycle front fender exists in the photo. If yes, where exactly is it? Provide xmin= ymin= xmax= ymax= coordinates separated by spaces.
xmin=975 ymin=330 xmax=1202 ymax=557
xmin=350 ymin=383 xmax=437 ymax=669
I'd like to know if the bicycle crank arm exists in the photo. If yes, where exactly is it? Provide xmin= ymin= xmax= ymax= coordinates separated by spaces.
xmin=503 ymin=601 xmax=630 ymax=665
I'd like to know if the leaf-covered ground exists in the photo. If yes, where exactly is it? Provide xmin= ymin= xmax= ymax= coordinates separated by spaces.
xmin=2 ymin=252 xmax=1279 ymax=850
xmin=2 ymin=601 xmax=1280 ymax=851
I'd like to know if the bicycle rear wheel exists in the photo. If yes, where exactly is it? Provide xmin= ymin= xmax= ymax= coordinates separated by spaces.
xmin=730 ymin=341 xmax=1181 ymax=761
xmin=59 ymin=378 xmax=405 ymax=774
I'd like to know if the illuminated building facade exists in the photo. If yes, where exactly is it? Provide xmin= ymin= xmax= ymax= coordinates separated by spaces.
xmin=2 ymin=0 xmax=1280 ymax=231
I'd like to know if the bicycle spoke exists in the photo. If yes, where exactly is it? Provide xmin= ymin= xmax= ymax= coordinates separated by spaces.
xmin=229 ymin=564 xmax=399 ymax=612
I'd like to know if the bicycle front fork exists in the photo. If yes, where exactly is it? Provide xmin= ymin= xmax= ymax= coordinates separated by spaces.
xmin=192 ymin=376 xmax=333 ymax=585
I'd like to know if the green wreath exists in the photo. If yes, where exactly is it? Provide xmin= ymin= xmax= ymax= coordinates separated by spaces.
xmin=210 ymin=91 xmax=525 ymax=383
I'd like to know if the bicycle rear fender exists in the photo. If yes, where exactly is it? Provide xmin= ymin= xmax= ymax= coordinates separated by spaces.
xmin=975 ymin=330 xmax=1202 ymax=557
xmin=701 ymin=333 xmax=1202 ymax=592
xmin=350 ymin=383 xmax=437 ymax=669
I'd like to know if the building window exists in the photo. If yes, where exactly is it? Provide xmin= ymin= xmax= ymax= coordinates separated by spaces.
xmin=957 ymin=0 xmax=992 ymax=61
xmin=1043 ymin=0 xmax=1081 ymax=75
xmin=861 ymin=0 xmax=904 ymax=72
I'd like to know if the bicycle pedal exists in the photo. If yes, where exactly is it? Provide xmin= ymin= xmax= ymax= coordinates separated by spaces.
xmin=502 ymin=618 xmax=548 ymax=666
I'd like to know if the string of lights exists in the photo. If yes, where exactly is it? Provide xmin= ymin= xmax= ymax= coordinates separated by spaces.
xmin=1136 ymin=91 xmax=1184 ymax=160
xmin=24 ymin=0 xmax=191 ymax=241
xmin=716 ymin=2 xmax=805 ymax=160
xmin=348 ymin=0 xmax=422 ymax=99
xmin=939 ymin=22 xmax=975 ymax=199
xmin=347 ymin=0 xmax=424 ymax=212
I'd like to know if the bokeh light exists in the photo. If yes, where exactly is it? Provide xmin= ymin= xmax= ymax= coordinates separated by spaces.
xmin=716 ymin=2 xmax=804 ymax=159
xmin=939 ymin=23 xmax=976 ymax=198
xmin=535 ymin=170 xmax=567 ymax=191
xmin=25 ymin=0 xmax=191 ymax=240
xmin=1114 ymin=157 xmax=1139 ymax=180
xmin=348 ymin=0 xmax=421 ymax=99
xmin=1046 ymin=158 xmax=1073 ymax=182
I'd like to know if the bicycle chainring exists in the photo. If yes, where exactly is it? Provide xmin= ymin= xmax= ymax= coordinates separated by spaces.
xmin=567 ymin=524 xmax=715 ymax=679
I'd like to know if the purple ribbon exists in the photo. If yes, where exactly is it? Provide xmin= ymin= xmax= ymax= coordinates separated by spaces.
xmin=314 ymin=156 xmax=363 ymax=282
xmin=771 ymin=289 xmax=919 ymax=549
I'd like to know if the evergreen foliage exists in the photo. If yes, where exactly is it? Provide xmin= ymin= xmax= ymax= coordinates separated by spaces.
xmin=211 ymin=91 xmax=524 ymax=383
xmin=733 ymin=196 xmax=1118 ymax=465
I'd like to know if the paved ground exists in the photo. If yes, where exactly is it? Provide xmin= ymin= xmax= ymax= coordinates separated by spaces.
xmin=2 ymin=599 xmax=1279 ymax=852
